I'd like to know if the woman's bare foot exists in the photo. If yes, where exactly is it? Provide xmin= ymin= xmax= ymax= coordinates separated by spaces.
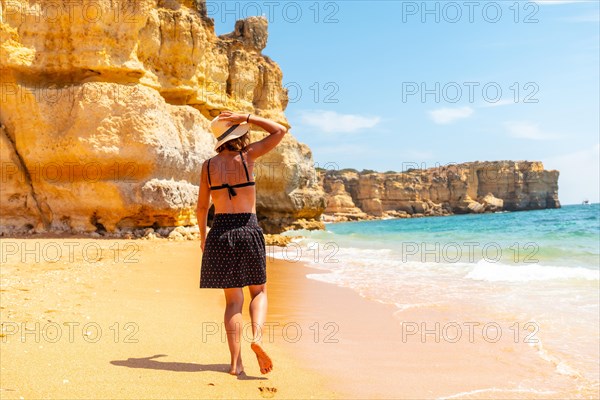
xmin=251 ymin=342 xmax=273 ymax=374
xmin=229 ymin=364 xmax=244 ymax=375
xmin=229 ymin=355 xmax=244 ymax=375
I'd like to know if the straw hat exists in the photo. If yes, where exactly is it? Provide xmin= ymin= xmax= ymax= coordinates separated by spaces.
xmin=210 ymin=115 xmax=250 ymax=151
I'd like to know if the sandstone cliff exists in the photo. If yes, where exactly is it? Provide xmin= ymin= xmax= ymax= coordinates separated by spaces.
xmin=320 ymin=161 xmax=560 ymax=221
xmin=0 ymin=0 xmax=325 ymax=234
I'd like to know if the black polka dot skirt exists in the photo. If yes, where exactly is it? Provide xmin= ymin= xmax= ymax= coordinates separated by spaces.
xmin=200 ymin=213 xmax=266 ymax=289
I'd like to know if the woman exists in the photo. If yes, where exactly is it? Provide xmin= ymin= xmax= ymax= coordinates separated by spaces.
xmin=196 ymin=110 xmax=287 ymax=376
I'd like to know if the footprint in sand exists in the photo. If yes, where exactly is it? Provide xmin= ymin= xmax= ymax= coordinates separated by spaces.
xmin=258 ymin=386 xmax=278 ymax=398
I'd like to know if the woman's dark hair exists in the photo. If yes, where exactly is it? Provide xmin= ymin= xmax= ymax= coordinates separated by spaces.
xmin=216 ymin=134 xmax=250 ymax=153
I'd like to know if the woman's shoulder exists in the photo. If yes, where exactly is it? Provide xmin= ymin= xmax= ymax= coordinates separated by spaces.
xmin=241 ymin=147 xmax=257 ymax=163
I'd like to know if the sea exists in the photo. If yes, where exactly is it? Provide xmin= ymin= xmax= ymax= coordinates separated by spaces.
xmin=277 ymin=204 xmax=600 ymax=395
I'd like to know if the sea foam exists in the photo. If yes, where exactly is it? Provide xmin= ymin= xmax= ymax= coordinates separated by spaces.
xmin=465 ymin=259 xmax=599 ymax=282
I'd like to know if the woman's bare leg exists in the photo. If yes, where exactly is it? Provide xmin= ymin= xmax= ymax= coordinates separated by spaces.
xmin=223 ymin=288 xmax=244 ymax=375
xmin=248 ymin=284 xmax=272 ymax=374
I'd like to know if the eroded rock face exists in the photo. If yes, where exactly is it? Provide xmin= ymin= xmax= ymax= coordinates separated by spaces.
xmin=1 ymin=81 xmax=212 ymax=232
xmin=321 ymin=161 xmax=560 ymax=220
xmin=320 ymin=172 xmax=367 ymax=222
xmin=0 ymin=0 xmax=325 ymax=234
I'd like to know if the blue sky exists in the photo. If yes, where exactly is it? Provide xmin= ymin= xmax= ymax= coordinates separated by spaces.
xmin=209 ymin=1 xmax=599 ymax=204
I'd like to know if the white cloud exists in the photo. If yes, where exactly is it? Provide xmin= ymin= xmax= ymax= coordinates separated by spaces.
xmin=543 ymin=144 xmax=600 ymax=204
xmin=298 ymin=110 xmax=381 ymax=133
xmin=504 ymin=121 xmax=559 ymax=140
xmin=428 ymin=106 xmax=474 ymax=124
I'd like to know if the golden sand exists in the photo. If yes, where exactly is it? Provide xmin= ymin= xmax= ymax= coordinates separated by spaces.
xmin=1 ymin=237 xmax=593 ymax=399
xmin=0 ymin=238 xmax=337 ymax=399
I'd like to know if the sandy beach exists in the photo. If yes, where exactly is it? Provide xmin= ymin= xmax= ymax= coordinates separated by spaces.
xmin=0 ymin=237 xmax=336 ymax=399
xmin=1 ymin=0 xmax=598 ymax=398
xmin=1 ymin=237 xmax=597 ymax=399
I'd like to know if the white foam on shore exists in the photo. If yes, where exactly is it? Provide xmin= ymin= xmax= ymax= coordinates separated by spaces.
xmin=465 ymin=259 xmax=599 ymax=282
xmin=528 ymin=337 xmax=583 ymax=379
xmin=278 ymin=240 xmax=599 ymax=284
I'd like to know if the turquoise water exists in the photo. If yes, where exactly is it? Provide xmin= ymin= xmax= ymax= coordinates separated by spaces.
xmin=279 ymin=204 xmax=600 ymax=390
xmin=294 ymin=204 xmax=600 ymax=270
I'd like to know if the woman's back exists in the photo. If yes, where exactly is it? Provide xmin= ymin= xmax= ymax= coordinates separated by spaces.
xmin=197 ymin=111 xmax=287 ymax=247
xmin=207 ymin=150 xmax=256 ymax=214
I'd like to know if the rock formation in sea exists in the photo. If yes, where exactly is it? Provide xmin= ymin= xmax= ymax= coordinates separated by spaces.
xmin=320 ymin=161 xmax=560 ymax=222
xmin=0 ymin=0 xmax=326 ymax=234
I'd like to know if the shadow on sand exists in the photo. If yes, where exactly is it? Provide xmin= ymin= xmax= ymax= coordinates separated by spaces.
xmin=110 ymin=354 xmax=267 ymax=380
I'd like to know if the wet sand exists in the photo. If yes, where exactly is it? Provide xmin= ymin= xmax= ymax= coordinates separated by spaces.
xmin=1 ymin=237 xmax=595 ymax=399
xmin=267 ymin=256 xmax=595 ymax=399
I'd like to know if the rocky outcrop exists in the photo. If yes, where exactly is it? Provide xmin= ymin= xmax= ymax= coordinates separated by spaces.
xmin=320 ymin=161 xmax=560 ymax=221
xmin=0 ymin=0 xmax=325 ymax=234
xmin=320 ymin=176 xmax=367 ymax=222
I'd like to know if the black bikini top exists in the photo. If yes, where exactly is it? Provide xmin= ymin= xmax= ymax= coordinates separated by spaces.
xmin=207 ymin=151 xmax=255 ymax=199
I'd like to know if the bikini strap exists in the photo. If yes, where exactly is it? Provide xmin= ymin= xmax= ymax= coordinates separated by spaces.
xmin=239 ymin=151 xmax=250 ymax=182
xmin=206 ymin=158 xmax=212 ymax=186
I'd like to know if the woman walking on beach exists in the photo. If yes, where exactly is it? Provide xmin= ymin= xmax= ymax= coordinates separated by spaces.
xmin=197 ymin=111 xmax=287 ymax=375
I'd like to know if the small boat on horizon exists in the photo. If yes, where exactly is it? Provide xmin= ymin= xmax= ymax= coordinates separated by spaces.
xmin=582 ymin=199 xmax=590 ymax=205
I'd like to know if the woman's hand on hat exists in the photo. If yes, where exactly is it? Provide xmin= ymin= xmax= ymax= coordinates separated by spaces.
xmin=218 ymin=111 xmax=246 ymax=125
